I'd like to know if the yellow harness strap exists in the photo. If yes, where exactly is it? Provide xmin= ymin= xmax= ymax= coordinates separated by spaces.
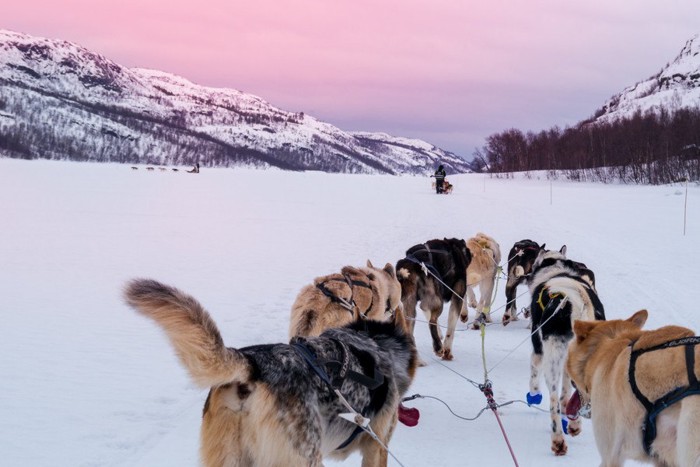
xmin=536 ymin=287 xmax=561 ymax=311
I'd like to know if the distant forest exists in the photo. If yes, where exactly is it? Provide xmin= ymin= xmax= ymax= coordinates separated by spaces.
xmin=475 ymin=107 xmax=700 ymax=184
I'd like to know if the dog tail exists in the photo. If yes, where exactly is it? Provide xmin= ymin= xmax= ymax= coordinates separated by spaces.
xmin=545 ymin=277 xmax=593 ymax=321
xmin=124 ymin=279 xmax=251 ymax=388
xmin=395 ymin=258 xmax=419 ymax=299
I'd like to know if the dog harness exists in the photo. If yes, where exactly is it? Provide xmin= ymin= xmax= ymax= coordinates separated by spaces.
xmin=316 ymin=272 xmax=375 ymax=316
xmin=629 ymin=336 xmax=700 ymax=455
xmin=290 ymin=337 xmax=385 ymax=451
xmin=535 ymin=286 xmax=562 ymax=312
xmin=404 ymin=242 xmax=458 ymax=283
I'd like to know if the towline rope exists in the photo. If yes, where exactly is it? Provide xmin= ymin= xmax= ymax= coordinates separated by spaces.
xmin=417 ymin=255 xmax=521 ymax=466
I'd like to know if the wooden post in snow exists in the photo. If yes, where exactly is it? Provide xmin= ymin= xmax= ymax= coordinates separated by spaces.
xmin=684 ymin=179 xmax=689 ymax=236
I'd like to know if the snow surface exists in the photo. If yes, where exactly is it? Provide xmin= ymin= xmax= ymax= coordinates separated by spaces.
xmin=0 ymin=158 xmax=698 ymax=467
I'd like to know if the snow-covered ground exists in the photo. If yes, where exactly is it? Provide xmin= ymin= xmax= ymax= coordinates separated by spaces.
xmin=0 ymin=158 xmax=697 ymax=466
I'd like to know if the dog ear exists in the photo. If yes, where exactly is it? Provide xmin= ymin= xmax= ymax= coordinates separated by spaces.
xmin=559 ymin=245 xmax=567 ymax=256
xmin=573 ymin=319 xmax=596 ymax=342
xmin=627 ymin=309 xmax=648 ymax=329
xmin=383 ymin=263 xmax=396 ymax=279
xmin=366 ymin=259 xmax=374 ymax=268
xmin=540 ymin=243 xmax=546 ymax=250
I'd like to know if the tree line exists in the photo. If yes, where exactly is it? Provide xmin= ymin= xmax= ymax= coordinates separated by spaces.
xmin=475 ymin=107 xmax=700 ymax=184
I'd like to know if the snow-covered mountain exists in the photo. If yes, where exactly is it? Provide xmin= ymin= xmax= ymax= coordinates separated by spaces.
xmin=0 ymin=29 xmax=470 ymax=174
xmin=593 ymin=35 xmax=700 ymax=123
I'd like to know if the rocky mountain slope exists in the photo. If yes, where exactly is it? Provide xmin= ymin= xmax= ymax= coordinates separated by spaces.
xmin=593 ymin=35 xmax=700 ymax=123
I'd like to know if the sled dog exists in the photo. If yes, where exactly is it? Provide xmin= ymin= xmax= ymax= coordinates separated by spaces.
xmin=124 ymin=279 xmax=417 ymax=467
xmin=567 ymin=310 xmax=700 ymax=467
xmin=502 ymin=239 xmax=542 ymax=325
xmin=395 ymin=238 xmax=472 ymax=360
xmin=461 ymin=232 xmax=502 ymax=328
xmin=289 ymin=261 xmax=402 ymax=338
xmin=527 ymin=246 xmax=605 ymax=456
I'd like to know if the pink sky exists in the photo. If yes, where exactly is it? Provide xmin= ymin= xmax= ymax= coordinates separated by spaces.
xmin=4 ymin=0 xmax=700 ymax=157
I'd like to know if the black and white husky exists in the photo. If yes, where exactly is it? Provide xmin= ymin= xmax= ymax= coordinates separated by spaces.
xmin=502 ymin=239 xmax=542 ymax=325
xmin=526 ymin=246 xmax=605 ymax=456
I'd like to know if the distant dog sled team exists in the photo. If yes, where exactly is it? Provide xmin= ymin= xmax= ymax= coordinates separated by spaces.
xmin=129 ymin=162 xmax=198 ymax=173
xmin=123 ymin=224 xmax=700 ymax=465
xmin=430 ymin=164 xmax=453 ymax=194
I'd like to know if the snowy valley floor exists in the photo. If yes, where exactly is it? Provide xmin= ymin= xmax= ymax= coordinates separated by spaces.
xmin=0 ymin=158 xmax=698 ymax=466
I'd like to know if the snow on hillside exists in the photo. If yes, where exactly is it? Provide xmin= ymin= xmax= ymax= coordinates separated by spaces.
xmin=596 ymin=34 xmax=700 ymax=122
xmin=0 ymin=29 xmax=470 ymax=174
xmin=1 ymin=157 xmax=697 ymax=466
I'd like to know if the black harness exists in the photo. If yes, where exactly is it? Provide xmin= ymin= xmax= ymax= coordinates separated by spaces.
xmin=629 ymin=336 xmax=700 ymax=455
xmin=404 ymin=253 xmax=445 ymax=282
xmin=403 ymin=241 xmax=458 ymax=283
xmin=290 ymin=337 xmax=385 ymax=451
xmin=315 ymin=273 xmax=375 ymax=316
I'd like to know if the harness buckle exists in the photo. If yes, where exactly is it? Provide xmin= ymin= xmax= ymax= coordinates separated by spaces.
xmin=339 ymin=412 xmax=370 ymax=428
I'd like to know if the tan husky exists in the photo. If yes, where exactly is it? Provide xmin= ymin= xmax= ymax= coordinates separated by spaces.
xmin=567 ymin=310 xmax=700 ymax=467
xmin=289 ymin=260 xmax=402 ymax=338
xmin=460 ymin=232 xmax=502 ymax=327
xmin=125 ymin=279 xmax=417 ymax=467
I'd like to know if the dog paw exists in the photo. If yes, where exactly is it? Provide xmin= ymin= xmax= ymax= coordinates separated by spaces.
xmin=567 ymin=418 xmax=582 ymax=437
xmin=471 ymin=314 xmax=487 ymax=330
xmin=523 ymin=307 xmax=531 ymax=319
xmin=459 ymin=311 xmax=468 ymax=323
xmin=551 ymin=438 xmax=567 ymax=456
xmin=440 ymin=349 xmax=454 ymax=361
xmin=526 ymin=392 xmax=543 ymax=405
xmin=468 ymin=300 xmax=477 ymax=309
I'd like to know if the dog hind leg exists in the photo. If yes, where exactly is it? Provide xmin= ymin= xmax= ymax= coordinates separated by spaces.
xmin=459 ymin=291 xmax=469 ymax=323
xmin=441 ymin=299 xmax=462 ymax=360
xmin=467 ymin=281 xmax=478 ymax=309
xmin=402 ymin=290 xmax=418 ymax=337
xmin=503 ymin=275 xmax=521 ymax=325
xmin=529 ymin=351 xmax=542 ymax=402
xmin=420 ymin=300 xmax=444 ymax=356
xmin=479 ymin=275 xmax=495 ymax=323
xmin=428 ymin=308 xmax=444 ymax=356
xmin=360 ymin=411 xmax=397 ymax=467
xmin=543 ymin=337 xmax=568 ymax=456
